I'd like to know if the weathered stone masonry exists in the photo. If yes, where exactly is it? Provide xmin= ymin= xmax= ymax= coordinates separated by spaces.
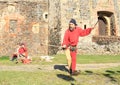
xmin=1 ymin=0 xmax=120 ymax=56
xmin=0 ymin=0 xmax=49 ymax=56
xmin=60 ymin=0 xmax=120 ymax=55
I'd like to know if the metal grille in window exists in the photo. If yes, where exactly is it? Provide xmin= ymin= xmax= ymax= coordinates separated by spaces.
xmin=9 ymin=20 xmax=17 ymax=33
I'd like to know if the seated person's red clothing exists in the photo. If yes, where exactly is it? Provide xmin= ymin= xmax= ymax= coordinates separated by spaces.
xmin=18 ymin=47 xmax=28 ymax=58
xmin=10 ymin=43 xmax=31 ymax=64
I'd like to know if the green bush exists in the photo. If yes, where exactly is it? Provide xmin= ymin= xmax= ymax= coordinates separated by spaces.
xmin=0 ymin=56 xmax=9 ymax=60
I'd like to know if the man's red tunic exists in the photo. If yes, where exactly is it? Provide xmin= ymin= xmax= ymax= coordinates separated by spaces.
xmin=62 ymin=26 xmax=92 ymax=47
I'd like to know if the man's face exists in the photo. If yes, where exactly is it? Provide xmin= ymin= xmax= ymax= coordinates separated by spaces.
xmin=21 ymin=45 xmax=25 ymax=47
xmin=69 ymin=23 xmax=75 ymax=31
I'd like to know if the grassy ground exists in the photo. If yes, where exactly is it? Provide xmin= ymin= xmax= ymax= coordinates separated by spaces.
xmin=1 ymin=54 xmax=120 ymax=65
xmin=0 ymin=54 xmax=120 ymax=85
xmin=0 ymin=67 xmax=120 ymax=85
xmin=54 ymin=54 xmax=120 ymax=64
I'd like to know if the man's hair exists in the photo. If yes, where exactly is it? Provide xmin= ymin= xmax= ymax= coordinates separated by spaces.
xmin=19 ymin=43 xmax=25 ymax=46
xmin=69 ymin=18 xmax=77 ymax=26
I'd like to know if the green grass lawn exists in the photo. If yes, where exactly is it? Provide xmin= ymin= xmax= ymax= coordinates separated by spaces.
xmin=0 ymin=54 xmax=120 ymax=85
xmin=53 ymin=54 xmax=120 ymax=64
xmin=76 ymin=54 xmax=120 ymax=64
xmin=1 ymin=54 xmax=120 ymax=65
xmin=0 ymin=67 xmax=120 ymax=85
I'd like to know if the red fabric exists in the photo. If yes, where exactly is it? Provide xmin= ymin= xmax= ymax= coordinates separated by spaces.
xmin=62 ymin=27 xmax=92 ymax=47
xmin=21 ymin=58 xmax=31 ymax=64
xmin=70 ymin=51 xmax=77 ymax=72
xmin=18 ymin=47 xmax=26 ymax=54
xmin=18 ymin=47 xmax=28 ymax=57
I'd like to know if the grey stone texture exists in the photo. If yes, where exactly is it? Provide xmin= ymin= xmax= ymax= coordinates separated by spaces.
xmin=0 ymin=0 xmax=120 ymax=56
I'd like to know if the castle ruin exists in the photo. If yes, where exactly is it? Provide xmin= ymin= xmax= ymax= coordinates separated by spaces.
xmin=0 ymin=0 xmax=120 ymax=56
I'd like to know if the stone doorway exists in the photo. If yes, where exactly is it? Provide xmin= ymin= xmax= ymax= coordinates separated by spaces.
xmin=92 ymin=11 xmax=119 ymax=43
xmin=98 ymin=16 xmax=108 ymax=35
xmin=97 ymin=11 xmax=116 ymax=36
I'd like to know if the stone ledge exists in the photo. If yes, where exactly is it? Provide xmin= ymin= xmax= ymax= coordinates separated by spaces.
xmin=92 ymin=36 xmax=120 ymax=43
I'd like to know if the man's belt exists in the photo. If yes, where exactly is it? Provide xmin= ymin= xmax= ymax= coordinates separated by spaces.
xmin=70 ymin=45 xmax=77 ymax=51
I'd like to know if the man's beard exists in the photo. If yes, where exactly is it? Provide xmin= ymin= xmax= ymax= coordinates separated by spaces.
xmin=69 ymin=27 xmax=74 ymax=31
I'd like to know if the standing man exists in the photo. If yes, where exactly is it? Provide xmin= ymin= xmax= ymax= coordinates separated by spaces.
xmin=62 ymin=18 xmax=94 ymax=76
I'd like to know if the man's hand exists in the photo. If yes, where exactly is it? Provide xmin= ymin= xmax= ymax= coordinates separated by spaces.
xmin=62 ymin=45 xmax=66 ymax=48
xmin=91 ymin=27 xmax=94 ymax=30
xmin=61 ymin=45 xmax=67 ymax=50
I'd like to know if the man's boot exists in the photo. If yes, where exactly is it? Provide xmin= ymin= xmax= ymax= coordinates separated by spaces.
xmin=71 ymin=70 xmax=80 ymax=76
xmin=69 ymin=68 xmax=72 ymax=75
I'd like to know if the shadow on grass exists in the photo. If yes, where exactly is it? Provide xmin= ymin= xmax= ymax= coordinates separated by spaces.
xmin=103 ymin=73 xmax=117 ymax=82
xmin=106 ymin=70 xmax=116 ymax=74
xmin=83 ymin=69 xmax=120 ymax=83
xmin=57 ymin=74 xmax=75 ymax=81
xmin=84 ymin=70 xmax=118 ymax=83
xmin=84 ymin=70 xmax=93 ymax=75
xmin=57 ymin=74 xmax=76 ymax=85
xmin=54 ymin=65 xmax=69 ymax=72
xmin=116 ymin=71 xmax=120 ymax=73
xmin=103 ymin=70 xmax=118 ymax=82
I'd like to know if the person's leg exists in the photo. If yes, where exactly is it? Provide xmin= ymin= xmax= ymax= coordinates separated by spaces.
xmin=65 ymin=48 xmax=71 ymax=70
xmin=70 ymin=50 xmax=80 ymax=76
xmin=70 ymin=51 xmax=77 ymax=72
xmin=10 ymin=53 xmax=16 ymax=61
xmin=11 ymin=54 xmax=18 ymax=64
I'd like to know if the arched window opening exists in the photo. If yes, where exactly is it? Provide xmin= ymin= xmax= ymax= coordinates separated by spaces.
xmin=92 ymin=11 xmax=118 ymax=44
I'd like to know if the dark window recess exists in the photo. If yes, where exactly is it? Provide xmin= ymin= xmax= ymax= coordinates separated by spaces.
xmin=9 ymin=20 xmax=17 ymax=33
xmin=45 ymin=14 xmax=48 ymax=19
xmin=84 ymin=24 xmax=86 ymax=29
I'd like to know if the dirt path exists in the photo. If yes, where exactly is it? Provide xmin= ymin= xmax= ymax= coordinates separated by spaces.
xmin=0 ymin=63 xmax=120 ymax=72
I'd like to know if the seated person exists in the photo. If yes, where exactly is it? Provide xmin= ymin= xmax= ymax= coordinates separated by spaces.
xmin=10 ymin=43 xmax=31 ymax=64
xmin=18 ymin=43 xmax=28 ymax=58
xmin=18 ymin=43 xmax=32 ymax=64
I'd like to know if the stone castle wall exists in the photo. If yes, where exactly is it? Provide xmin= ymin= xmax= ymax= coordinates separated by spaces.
xmin=60 ymin=0 xmax=120 ymax=55
xmin=0 ymin=0 xmax=120 ymax=56
xmin=0 ymin=0 xmax=49 ymax=56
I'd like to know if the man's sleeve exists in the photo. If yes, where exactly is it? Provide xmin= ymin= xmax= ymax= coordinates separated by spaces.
xmin=62 ymin=30 xmax=69 ymax=47
xmin=79 ymin=28 xmax=92 ymax=37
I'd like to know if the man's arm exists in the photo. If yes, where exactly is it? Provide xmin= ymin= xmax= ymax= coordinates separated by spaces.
xmin=79 ymin=28 xmax=93 ymax=37
xmin=62 ymin=30 xmax=70 ymax=49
